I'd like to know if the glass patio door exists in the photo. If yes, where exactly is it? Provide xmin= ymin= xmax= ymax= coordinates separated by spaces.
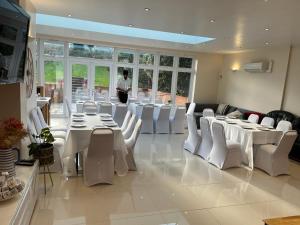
xmin=92 ymin=64 xmax=111 ymax=101
xmin=70 ymin=62 xmax=90 ymax=103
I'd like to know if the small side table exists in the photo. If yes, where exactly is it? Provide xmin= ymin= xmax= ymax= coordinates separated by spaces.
xmin=264 ymin=216 xmax=300 ymax=225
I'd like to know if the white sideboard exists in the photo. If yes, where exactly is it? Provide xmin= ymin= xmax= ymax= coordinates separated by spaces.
xmin=0 ymin=161 xmax=39 ymax=225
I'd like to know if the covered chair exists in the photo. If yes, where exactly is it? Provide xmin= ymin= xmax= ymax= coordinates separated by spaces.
xmin=248 ymin=114 xmax=259 ymax=124
xmin=125 ymin=119 xmax=142 ymax=171
xmin=196 ymin=117 xmax=213 ymax=159
xmin=99 ymin=102 xmax=113 ymax=115
xmin=110 ymin=96 xmax=119 ymax=103
xmin=261 ymin=117 xmax=275 ymax=127
xmin=123 ymin=114 xmax=137 ymax=139
xmin=140 ymin=105 xmax=154 ymax=133
xmin=113 ymin=104 xmax=128 ymax=126
xmin=170 ymin=106 xmax=186 ymax=134
xmin=83 ymin=101 xmax=97 ymax=114
xmin=121 ymin=111 xmax=132 ymax=133
xmin=154 ymin=106 xmax=171 ymax=133
xmin=203 ymin=108 xmax=214 ymax=117
xmin=186 ymin=102 xmax=196 ymax=115
xmin=65 ymin=98 xmax=72 ymax=118
xmin=254 ymin=131 xmax=297 ymax=176
xmin=83 ymin=128 xmax=114 ymax=186
xmin=276 ymin=120 xmax=292 ymax=133
xmin=184 ymin=114 xmax=201 ymax=153
xmin=209 ymin=122 xmax=242 ymax=169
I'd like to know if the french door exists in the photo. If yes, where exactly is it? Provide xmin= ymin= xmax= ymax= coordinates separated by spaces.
xmin=69 ymin=60 xmax=112 ymax=104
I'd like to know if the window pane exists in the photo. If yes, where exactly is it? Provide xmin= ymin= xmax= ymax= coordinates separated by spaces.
xmin=118 ymin=52 xmax=134 ymax=63
xmin=93 ymin=46 xmax=113 ymax=60
xmin=138 ymin=69 xmax=153 ymax=99
xmin=69 ymin=43 xmax=93 ymax=58
xmin=44 ymin=42 xmax=64 ymax=57
xmin=158 ymin=70 xmax=173 ymax=103
xmin=139 ymin=53 xmax=154 ymax=65
xmin=179 ymin=57 xmax=193 ymax=68
xmin=176 ymin=72 xmax=191 ymax=105
xmin=44 ymin=61 xmax=64 ymax=114
xmin=94 ymin=66 xmax=110 ymax=100
xmin=159 ymin=55 xmax=174 ymax=67
xmin=71 ymin=64 xmax=89 ymax=102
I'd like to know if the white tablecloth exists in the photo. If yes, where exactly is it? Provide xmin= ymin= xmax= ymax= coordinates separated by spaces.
xmin=207 ymin=117 xmax=283 ymax=169
xmin=63 ymin=113 xmax=128 ymax=177
xmin=76 ymin=101 xmax=116 ymax=114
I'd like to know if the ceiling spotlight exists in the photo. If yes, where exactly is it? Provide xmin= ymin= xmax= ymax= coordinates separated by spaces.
xmin=264 ymin=27 xmax=270 ymax=31
xmin=209 ymin=19 xmax=215 ymax=23
xmin=128 ymin=24 xmax=134 ymax=27
xmin=265 ymin=41 xmax=270 ymax=45
xmin=68 ymin=14 xmax=72 ymax=17
xmin=144 ymin=8 xmax=150 ymax=12
xmin=180 ymin=32 xmax=184 ymax=34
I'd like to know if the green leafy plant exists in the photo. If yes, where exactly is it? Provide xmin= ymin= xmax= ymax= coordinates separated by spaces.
xmin=28 ymin=128 xmax=55 ymax=156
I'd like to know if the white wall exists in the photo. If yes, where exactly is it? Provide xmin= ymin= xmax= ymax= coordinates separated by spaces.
xmin=217 ymin=47 xmax=291 ymax=113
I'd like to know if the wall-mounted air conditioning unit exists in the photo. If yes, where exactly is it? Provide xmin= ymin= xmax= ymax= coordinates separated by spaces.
xmin=243 ymin=60 xmax=273 ymax=73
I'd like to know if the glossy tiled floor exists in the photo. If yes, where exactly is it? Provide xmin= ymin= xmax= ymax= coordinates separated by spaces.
xmin=30 ymin=127 xmax=300 ymax=225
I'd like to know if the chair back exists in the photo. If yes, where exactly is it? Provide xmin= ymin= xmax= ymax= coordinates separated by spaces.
xmin=121 ymin=111 xmax=132 ymax=132
xmin=123 ymin=114 xmax=137 ymax=139
xmin=65 ymin=98 xmax=72 ymax=117
xmin=36 ymin=107 xmax=48 ymax=128
xmin=274 ymin=131 xmax=298 ymax=158
xmin=126 ymin=119 xmax=142 ymax=150
xmin=30 ymin=108 xmax=43 ymax=134
xmin=276 ymin=120 xmax=292 ymax=133
xmin=110 ymin=96 xmax=119 ymax=103
xmin=203 ymin=108 xmax=214 ymax=117
xmin=248 ymin=114 xmax=259 ymax=124
xmin=186 ymin=102 xmax=196 ymax=115
xmin=87 ymin=128 xmax=113 ymax=158
xmin=211 ymin=122 xmax=228 ymax=163
xmin=198 ymin=117 xmax=213 ymax=159
xmin=174 ymin=106 xmax=186 ymax=121
xmin=99 ymin=102 xmax=113 ymax=115
xmin=83 ymin=101 xmax=97 ymax=114
xmin=113 ymin=104 xmax=128 ymax=126
xmin=27 ymin=118 xmax=37 ymax=142
xmin=157 ymin=106 xmax=171 ymax=121
xmin=261 ymin=117 xmax=275 ymax=127
xmin=141 ymin=105 xmax=154 ymax=120
xmin=186 ymin=114 xmax=199 ymax=139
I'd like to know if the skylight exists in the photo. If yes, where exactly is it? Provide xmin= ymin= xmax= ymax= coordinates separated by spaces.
xmin=36 ymin=14 xmax=215 ymax=45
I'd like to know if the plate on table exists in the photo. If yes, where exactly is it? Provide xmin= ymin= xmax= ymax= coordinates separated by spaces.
xmin=262 ymin=125 xmax=274 ymax=129
xmin=228 ymin=116 xmax=238 ymax=119
xmin=71 ymin=123 xmax=86 ymax=128
xmin=99 ymin=113 xmax=112 ymax=117
xmin=72 ymin=118 xmax=85 ymax=122
xmin=216 ymin=116 xmax=226 ymax=121
xmin=104 ymin=122 xmax=118 ymax=127
xmin=257 ymin=127 xmax=270 ymax=131
xmin=101 ymin=118 xmax=113 ymax=121
xmin=242 ymin=120 xmax=251 ymax=123
xmin=226 ymin=121 xmax=237 ymax=124
xmin=73 ymin=113 xmax=85 ymax=117
xmin=85 ymin=112 xmax=97 ymax=116
xmin=241 ymin=125 xmax=254 ymax=130
xmin=93 ymin=124 xmax=105 ymax=128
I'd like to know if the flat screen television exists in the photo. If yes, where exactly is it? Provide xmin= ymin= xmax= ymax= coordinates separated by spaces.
xmin=0 ymin=0 xmax=30 ymax=84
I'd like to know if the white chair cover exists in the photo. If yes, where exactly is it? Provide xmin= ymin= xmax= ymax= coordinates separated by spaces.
xmin=110 ymin=96 xmax=119 ymax=103
xmin=36 ymin=107 xmax=48 ymax=128
xmin=83 ymin=128 xmax=114 ymax=186
xmin=113 ymin=104 xmax=128 ymax=126
xmin=125 ymin=119 xmax=142 ymax=171
xmin=99 ymin=102 xmax=113 ymax=115
xmin=203 ymin=108 xmax=214 ymax=117
xmin=83 ymin=101 xmax=97 ymax=114
xmin=209 ymin=122 xmax=242 ymax=169
xmin=196 ymin=117 xmax=213 ymax=159
xmin=170 ymin=106 xmax=186 ymax=134
xmin=276 ymin=120 xmax=292 ymax=133
xmin=186 ymin=102 xmax=196 ymax=115
xmin=254 ymin=131 xmax=297 ymax=176
xmin=65 ymin=98 xmax=72 ymax=118
xmin=140 ymin=105 xmax=154 ymax=133
xmin=261 ymin=117 xmax=275 ymax=127
xmin=154 ymin=106 xmax=171 ymax=133
xmin=30 ymin=108 xmax=43 ymax=134
xmin=184 ymin=114 xmax=201 ymax=153
xmin=248 ymin=114 xmax=259 ymax=124
xmin=121 ymin=111 xmax=132 ymax=133
xmin=123 ymin=114 xmax=137 ymax=139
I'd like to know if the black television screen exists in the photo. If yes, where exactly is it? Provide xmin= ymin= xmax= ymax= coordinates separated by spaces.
xmin=0 ymin=0 xmax=30 ymax=84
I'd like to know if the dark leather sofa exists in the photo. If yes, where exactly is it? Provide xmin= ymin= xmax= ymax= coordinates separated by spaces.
xmin=186 ymin=103 xmax=300 ymax=162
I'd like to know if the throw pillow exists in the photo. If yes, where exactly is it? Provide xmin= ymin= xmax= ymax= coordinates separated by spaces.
xmin=216 ymin=104 xmax=229 ymax=115
xmin=226 ymin=110 xmax=242 ymax=118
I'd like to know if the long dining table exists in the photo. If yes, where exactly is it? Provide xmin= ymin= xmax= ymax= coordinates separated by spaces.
xmin=62 ymin=113 xmax=128 ymax=177
xmin=206 ymin=117 xmax=283 ymax=170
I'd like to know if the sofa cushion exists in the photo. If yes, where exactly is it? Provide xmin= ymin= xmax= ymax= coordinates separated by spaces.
xmin=266 ymin=110 xmax=295 ymax=127
xmin=226 ymin=110 xmax=243 ymax=118
xmin=216 ymin=104 xmax=229 ymax=115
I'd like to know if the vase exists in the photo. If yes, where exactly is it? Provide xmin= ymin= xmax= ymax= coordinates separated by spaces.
xmin=33 ymin=144 xmax=54 ymax=166
xmin=0 ymin=148 xmax=16 ymax=178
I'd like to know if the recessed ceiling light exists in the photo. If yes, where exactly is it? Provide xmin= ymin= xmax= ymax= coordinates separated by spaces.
xmin=180 ymin=32 xmax=184 ymax=34
xmin=209 ymin=19 xmax=216 ymax=23
xmin=264 ymin=0 xmax=269 ymax=2
xmin=68 ymin=14 xmax=72 ymax=17
xmin=128 ymin=24 xmax=134 ymax=27
xmin=264 ymin=27 xmax=270 ymax=31
xmin=265 ymin=41 xmax=271 ymax=45
xmin=144 ymin=8 xmax=150 ymax=12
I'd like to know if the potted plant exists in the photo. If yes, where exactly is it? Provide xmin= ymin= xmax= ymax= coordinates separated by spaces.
xmin=28 ymin=127 xmax=55 ymax=166
xmin=0 ymin=118 xmax=27 ymax=177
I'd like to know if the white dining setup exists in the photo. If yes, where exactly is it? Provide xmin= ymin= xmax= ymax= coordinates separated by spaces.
xmin=184 ymin=103 xmax=298 ymax=176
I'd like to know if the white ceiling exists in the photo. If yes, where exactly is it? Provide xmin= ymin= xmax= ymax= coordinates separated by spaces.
xmin=31 ymin=0 xmax=300 ymax=53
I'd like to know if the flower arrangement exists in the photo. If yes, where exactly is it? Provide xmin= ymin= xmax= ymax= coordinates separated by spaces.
xmin=0 ymin=118 xmax=27 ymax=149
